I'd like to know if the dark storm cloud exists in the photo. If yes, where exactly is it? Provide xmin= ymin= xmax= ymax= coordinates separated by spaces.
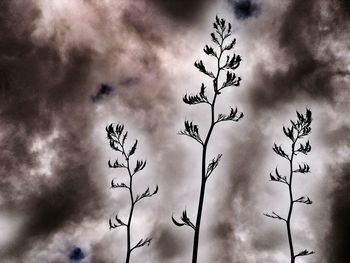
xmin=154 ymin=226 xmax=186 ymax=260
xmin=150 ymin=0 xmax=214 ymax=23
xmin=248 ymin=0 xmax=340 ymax=110
xmin=121 ymin=8 xmax=164 ymax=48
xmin=326 ymin=162 xmax=350 ymax=263
xmin=69 ymin=247 xmax=86 ymax=261
xmin=230 ymin=0 xmax=261 ymax=20
xmin=212 ymin=221 xmax=233 ymax=241
xmin=210 ymin=221 xmax=236 ymax=263
xmin=91 ymin=83 xmax=114 ymax=102
xmin=0 ymin=0 xmax=106 ymax=260
xmin=322 ymin=124 xmax=350 ymax=147
xmin=338 ymin=0 xmax=350 ymax=17
xmin=227 ymin=130 xmax=266 ymax=202
xmin=6 ymin=134 xmax=105 ymax=257
xmin=0 ymin=0 xmax=191 ymax=261
xmin=0 ymin=1 xmax=49 ymax=196
xmin=320 ymin=120 xmax=350 ymax=263
xmin=212 ymin=127 xmax=269 ymax=260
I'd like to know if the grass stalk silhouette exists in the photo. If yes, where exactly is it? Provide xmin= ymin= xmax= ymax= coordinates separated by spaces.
xmin=106 ymin=123 xmax=158 ymax=263
xmin=264 ymin=109 xmax=315 ymax=262
xmin=172 ymin=16 xmax=243 ymax=263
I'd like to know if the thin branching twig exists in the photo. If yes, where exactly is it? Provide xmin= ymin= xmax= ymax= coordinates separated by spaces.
xmin=173 ymin=16 xmax=243 ymax=263
xmin=106 ymin=124 xmax=158 ymax=263
xmin=264 ymin=109 xmax=315 ymax=263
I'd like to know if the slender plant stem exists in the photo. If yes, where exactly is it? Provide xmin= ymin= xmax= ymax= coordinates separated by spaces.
xmin=124 ymin=153 xmax=135 ymax=263
xmin=192 ymin=171 xmax=207 ymax=263
xmin=287 ymin=140 xmax=296 ymax=263
xmin=191 ymin=41 xmax=223 ymax=263
xmin=266 ymin=111 xmax=313 ymax=262
xmin=107 ymin=124 xmax=157 ymax=263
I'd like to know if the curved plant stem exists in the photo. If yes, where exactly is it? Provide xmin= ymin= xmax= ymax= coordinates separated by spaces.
xmin=192 ymin=38 xmax=224 ymax=263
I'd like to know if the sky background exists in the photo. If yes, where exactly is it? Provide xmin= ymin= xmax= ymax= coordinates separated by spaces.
xmin=0 ymin=0 xmax=349 ymax=262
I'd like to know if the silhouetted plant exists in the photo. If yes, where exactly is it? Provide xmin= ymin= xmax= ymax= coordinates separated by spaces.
xmin=172 ymin=16 xmax=243 ymax=263
xmin=106 ymin=123 xmax=158 ymax=263
xmin=264 ymin=109 xmax=314 ymax=263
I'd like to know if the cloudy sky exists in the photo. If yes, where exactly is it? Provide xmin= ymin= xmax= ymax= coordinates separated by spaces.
xmin=0 ymin=0 xmax=349 ymax=262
